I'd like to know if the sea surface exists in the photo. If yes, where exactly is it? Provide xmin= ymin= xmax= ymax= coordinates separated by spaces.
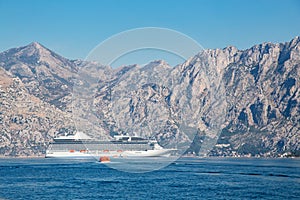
xmin=0 ymin=157 xmax=299 ymax=200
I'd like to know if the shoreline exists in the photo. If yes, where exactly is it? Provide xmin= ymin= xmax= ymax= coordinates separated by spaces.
xmin=0 ymin=155 xmax=298 ymax=159
xmin=0 ymin=155 xmax=45 ymax=159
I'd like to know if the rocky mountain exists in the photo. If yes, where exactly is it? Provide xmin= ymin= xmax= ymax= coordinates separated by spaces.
xmin=0 ymin=37 xmax=299 ymax=157
xmin=200 ymin=37 xmax=299 ymax=157
xmin=0 ymin=67 xmax=74 ymax=156
xmin=0 ymin=42 xmax=79 ymax=111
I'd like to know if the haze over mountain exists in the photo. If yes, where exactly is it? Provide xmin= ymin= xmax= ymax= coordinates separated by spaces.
xmin=0 ymin=37 xmax=299 ymax=157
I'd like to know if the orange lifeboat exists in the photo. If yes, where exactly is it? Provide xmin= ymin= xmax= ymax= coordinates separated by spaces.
xmin=103 ymin=150 xmax=109 ymax=153
xmin=99 ymin=156 xmax=110 ymax=163
xmin=69 ymin=149 xmax=75 ymax=153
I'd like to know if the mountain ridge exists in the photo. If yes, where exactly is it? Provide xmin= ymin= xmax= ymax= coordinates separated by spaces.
xmin=0 ymin=37 xmax=299 ymax=157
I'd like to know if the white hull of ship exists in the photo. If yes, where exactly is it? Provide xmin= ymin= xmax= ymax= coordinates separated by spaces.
xmin=45 ymin=149 xmax=175 ymax=159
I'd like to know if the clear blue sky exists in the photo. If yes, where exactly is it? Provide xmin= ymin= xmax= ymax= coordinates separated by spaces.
xmin=0 ymin=0 xmax=300 ymax=60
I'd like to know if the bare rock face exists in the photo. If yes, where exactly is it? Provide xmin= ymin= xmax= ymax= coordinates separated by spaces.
xmin=0 ymin=37 xmax=299 ymax=157
xmin=0 ymin=68 xmax=74 ymax=156
xmin=210 ymin=37 xmax=300 ymax=157
xmin=0 ymin=42 xmax=78 ymax=111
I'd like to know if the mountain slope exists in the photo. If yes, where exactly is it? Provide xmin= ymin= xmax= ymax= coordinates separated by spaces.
xmin=207 ymin=37 xmax=300 ymax=156
xmin=0 ymin=42 xmax=78 ymax=111
xmin=0 ymin=68 xmax=74 ymax=156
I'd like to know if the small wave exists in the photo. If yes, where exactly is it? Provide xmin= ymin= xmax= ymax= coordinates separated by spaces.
xmin=267 ymin=173 xmax=294 ymax=178
xmin=239 ymin=172 xmax=262 ymax=176
xmin=193 ymin=171 xmax=300 ymax=179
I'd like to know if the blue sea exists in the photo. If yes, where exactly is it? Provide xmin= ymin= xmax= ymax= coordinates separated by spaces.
xmin=0 ymin=157 xmax=299 ymax=199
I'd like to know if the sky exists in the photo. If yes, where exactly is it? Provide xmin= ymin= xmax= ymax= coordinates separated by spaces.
xmin=0 ymin=0 xmax=300 ymax=65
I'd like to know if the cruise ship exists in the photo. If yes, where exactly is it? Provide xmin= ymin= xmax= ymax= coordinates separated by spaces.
xmin=45 ymin=132 xmax=176 ymax=159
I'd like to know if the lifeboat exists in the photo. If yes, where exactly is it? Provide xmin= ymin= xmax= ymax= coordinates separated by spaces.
xmin=69 ymin=149 xmax=75 ymax=153
xmin=103 ymin=150 xmax=109 ymax=153
xmin=99 ymin=156 xmax=110 ymax=163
